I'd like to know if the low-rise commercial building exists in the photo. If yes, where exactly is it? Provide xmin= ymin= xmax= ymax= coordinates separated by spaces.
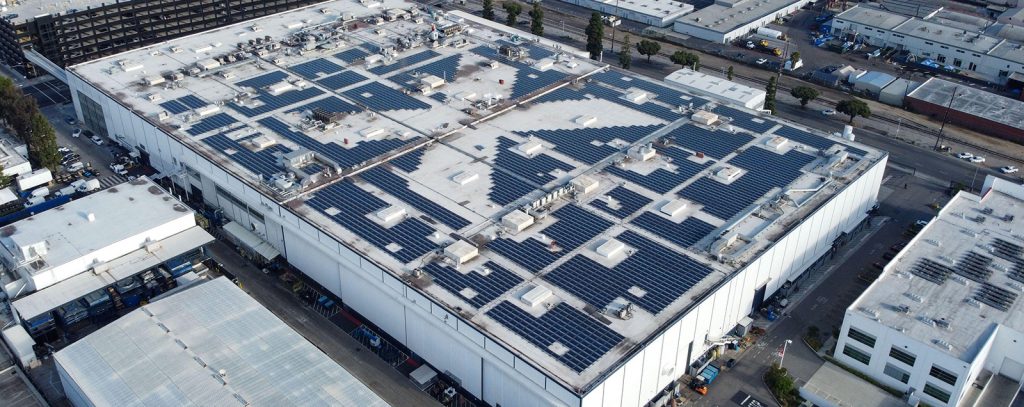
xmin=905 ymin=77 xmax=1024 ymax=144
xmin=556 ymin=0 xmax=693 ymax=27
xmin=54 ymin=276 xmax=390 ymax=406
xmin=835 ymin=176 xmax=1024 ymax=407
xmin=673 ymin=0 xmax=812 ymax=43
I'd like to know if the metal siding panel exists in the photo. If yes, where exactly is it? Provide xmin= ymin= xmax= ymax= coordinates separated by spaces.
xmin=619 ymin=355 xmax=644 ymax=407
xmin=513 ymin=357 xmax=546 ymax=387
xmin=639 ymin=336 xmax=663 ymax=403
xmin=457 ymin=320 xmax=486 ymax=348
xmin=545 ymin=379 xmax=580 ymax=407
xmin=484 ymin=338 xmax=515 ymax=366
xmin=602 ymin=366 xmax=625 ymax=407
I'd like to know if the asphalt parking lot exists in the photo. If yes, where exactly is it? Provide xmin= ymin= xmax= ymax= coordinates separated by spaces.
xmin=21 ymin=80 xmax=71 ymax=108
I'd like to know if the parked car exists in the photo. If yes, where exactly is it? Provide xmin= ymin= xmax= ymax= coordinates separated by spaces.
xmin=745 ymin=41 xmax=755 ymax=49
xmin=969 ymin=156 xmax=986 ymax=163
xmin=1001 ymin=166 xmax=1019 ymax=174
xmin=71 ymin=128 xmax=82 ymax=138
xmin=58 ymin=146 xmax=71 ymax=155
xmin=956 ymin=152 xmax=973 ymax=160
xmin=90 ymin=135 xmax=104 ymax=145
xmin=821 ymin=109 xmax=836 ymax=116
xmin=64 ymin=161 xmax=84 ymax=172
xmin=755 ymin=58 xmax=768 ymax=65
xmin=64 ymin=116 xmax=77 ymax=125
xmin=109 ymin=163 xmax=128 ymax=175
xmin=726 ymin=358 xmax=737 ymax=368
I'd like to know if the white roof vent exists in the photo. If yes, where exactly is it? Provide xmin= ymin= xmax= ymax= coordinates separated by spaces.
xmin=444 ymin=240 xmax=478 ymax=265
xmin=375 ymin=205 xmax=406 ymax=223
xmin=195 ymin=105 xmax=220 ymax=117
xmin=571 ymin=176 xmax=599 ymax=195
xmin=451 ymin=171 xmax=479 ymax=186
xmin=501 ymin=210 xmax=535 ymax=233
xmin=521 ymin=285 xmax=553 ymax=307
xmin=517 ymin=140 xmax=544 ymax=156
xmin=86 ymin=212 xmax=96 ymax=222
xmin=595 ymin=238 xmax=625 ymax=258
xmin=905 ymin=292 xmax=924 ymax=303
xmin=660 ymin=199 xmax=687 ymax=217
xmin=574 ymin=115 xmax=597 ymax=127
xmin=691 ymin=110 xmax=719 ymax=126
xmin=860 ymin=307 xmax=880 ymax=319
xmin=933 ymin=339 xmax=953 ymax=351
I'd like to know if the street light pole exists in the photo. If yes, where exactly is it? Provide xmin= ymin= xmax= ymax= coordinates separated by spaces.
xmin=934 ymin=85 xmax=958 ymax=150
xmin=779 ymin=339 xmax=793 ymax=367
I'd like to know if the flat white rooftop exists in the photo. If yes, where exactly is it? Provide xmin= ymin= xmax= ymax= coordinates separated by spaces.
xmin=69 ymin=0 xmax=883 ymax=390
xmin=674 ymin=0 xmax=806 ymax=34
xmin=853 ymin=177 xmax=1024 ymax=360
xmin=54 ymin=277 xmax=391 ymax=406
xmin=567 ymin=0 xmax=694 ymax=23
xmin=665 ymin=68 xmax=766 ymax=108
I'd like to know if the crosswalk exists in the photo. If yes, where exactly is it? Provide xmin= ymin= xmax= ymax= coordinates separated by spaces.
xmin=97 ymin=175 xmax=127 ymax=189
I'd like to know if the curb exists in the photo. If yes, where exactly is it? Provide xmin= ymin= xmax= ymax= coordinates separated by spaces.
xmin=761 ymin=368 xmax=787 ymax=407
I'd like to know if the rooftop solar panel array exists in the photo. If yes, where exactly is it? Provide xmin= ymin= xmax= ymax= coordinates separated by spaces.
xmin=305 ymin=180 xmax=438 ymax=263
xmin=317 ymin=70 xmax=370 ymax=90
xmin=390 ymin=148 xmax=425 ymax=173
xmin=160 ymin=100 xmax=189 ymax=114
xmin=393 ymin=54 xmax=462 ymax=84
xmin=712 ymin=105 xmax=777 ymax=134
xmin=544 ymin=230 xmax=713 ymax=315
xmin=591 ymin=71 xmax=708 ymax=108
xmin=229 ymin=87 xmax=326 ymax=117
xmin=285 ymin=96 xmax=361 ymax=115
xmin=515 ymin=125 xmax=660 ymax=165
xmin=974 ymin=282 xmax=1018 ymax=312
xmin=359 ymin=167 xmax=471 ymax=230
xmin=678 ymin=148 xmax=813 ymax=220
xmin=258 ymin=117 xmax=412 ymax=168
xmin=342 ymin=82 xmax=431 ymax=111
xmin=910 ymin=258 xmax=955 ymax=285
xmin=368 ymin=50 xmax=442 ymax=75
xmin=488 ymin=169 xmax=539 ymax=205
xmin=236 ymin=71 xmax=289 ymax=89
xmin=531 ymin=87 xmax=591 ymax=104
xmin=606 ymin=154 xmax=711 ymax=194
xmin=510 ymin=66 xmax=567 ymax=99
xmin=666 ymin=124 xmax=754 ymax=159
xmin=631 ymin=214 xmax=715 ymax=248
xmin=177 ymin=95 xmax=207 ymax=109
xmin=955 ymin=252 xmax=994 ymax=283
xmin=589 ymin=186 xmax=651 ymax=219
xmin=334 ymin=47 xmax=371 ymax=63
xmin=486 ymin=302 xmax=623 ymax=373
xmin=290 ymin=58 xmax=344 ymax=79
xmin=585 ymin=84 xmax=683 ymax=122
xmin=490 ymin=204 xmax=613 ymax=273
xmin=185 ymin=113 xmax=238 ymax=136
xmin=773 ymin=125 xmax=866 ymax=156
xmin=423 ymin=261 xmax=522 ymax=308
xmin=201 ymin=132 xmax=291 ymax=178
xmin=494 ymin=136 xmax=574 ymax=186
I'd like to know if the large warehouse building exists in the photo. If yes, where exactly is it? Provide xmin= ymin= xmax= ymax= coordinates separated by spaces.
xmin=906 ymin=77 xmax=1024 ymax=144
xmin=64 ymin=1 xmax=886 ymax=405
xmin=672 ymin=0 xmax=812 ymax=43
xmin=835 ymin=176 xmax=1024 ymax=407
xmin=54 ymin=277 xmax=391 ymax=406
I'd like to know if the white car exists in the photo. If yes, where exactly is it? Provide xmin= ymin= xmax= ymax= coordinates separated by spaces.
xmin=71 ymin=128 xmax=82 ymax=138
xmin=821 ymin=109 xmax=837 ymax=116
xmin=969 ymin=156 xmax=986 ymax=163
xmin=1001 ymin=166 xmax=1019 ymax=174
xmin=90 ymin=135 xmax=104 ymax=146
xmin=755 ymin=58 xmax=768 ymax=65
xmin=745 ymin=41 xmax=755 ymax=49
xmin=956 ymin=152 xmax=973 ymax=160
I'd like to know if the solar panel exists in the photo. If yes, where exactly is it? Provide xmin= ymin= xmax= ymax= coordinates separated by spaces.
xmin=487 ymin=302 xmax=623 ymax=373
xmin=678 ymin=148 xmax=813 ymax=220
xmin=510 ymin=66 xmax=567 ymax=99
xmin=589 ymin=186 xmax=651 ymax=219
xmin=974 ymin=282 xmax=1018 ymax=312
xmin=494 ymin=136 xmax=574 ymax=186
xmin=591 ymin=70 xmax=709 ymax=108
xmin=201 ymin=132 xmax=291 ymax=178
xmin=991 ymin=238 xmax=1023 ymax=261
xmin=711 ymin=105 xmax=776 ymax=134
xmin=666 ymin=124 xmax=754 ymax=159
xmin=290 ymin=58 xmax=344 ymax=79
xmin=390 ymin=148 xmax=425 ymax=173
xmin=606 ymin=155 xmax=711 ymax=194
xmin=334 ymin=48 xmax=371 ymax=63
xmin=585 ymin=84 xmax=682 ymax=122
xmin=177 ymin=95 xmax=207 ymax=109
xmin=285 ymin=96 xmax=361 ymax=115
xmin=316 ymin=70 xmax=369 ymax=90
xmin=488 ymin=169 xmax=538 ymax=205
xmin=368 ymin=50 xmax=442 ymax=75
xmin=342 ymin=82 xmax=431 ymax=111
xmin=955 ymin=252 xmax=993 ymax=283
xmin=631 ymin=213 xmax=715 ymax=248
xmin=257 ymin=117 xmax=413 ymax=168
xmin=515 ymin=125 xmax=661 ymax=165
xmin=236 ymin=71 xmax=289 ymax=89
xmin=531 ymin=87 xmax=590 ymax=104
xmin=910 ymin=258 xmax=954 ymax=285
xmin=489 ymin=204 xmax=613 ymax=273
xmin=1010 ymin=260 xmax=1024 ymax=285
xmin=305 ymin=180 xmax=439 ymax=263
xmin=159 ymin=100 xmax=189 ymax=114
xmin=186 ymin=113 xmax=238 ymax=136
xmin=774 ymin=125 xmax=865 ymax=156
xmin=544 ymin=230 xmax=713 ymax=315
xmin=359 ymin=167 xmax=471 ymax=230
xmin=391 ymin=54 xmax=462 ymax=84
xmin=229 ymin=87 xmax=326 ymax=117
xmin=423 ymin=261 xmax=522 ymax=308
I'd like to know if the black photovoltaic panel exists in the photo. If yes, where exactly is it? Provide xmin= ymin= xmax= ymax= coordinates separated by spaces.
xmin=257 ymin=117 xmax=412 ymax=168
xmin=186 ymin=113 xmax=238 ymax=136
xmin=229 ymin=87 xmax=326 ymax=117
xmin=290 ymin=58 xmax=344 ymax=79
xmin=678 ymin=148 xmax=813 ymax=220
xmin=423 ymin=261 xmax=522 ymax=308
xmin=494 ymin=40 xmax=557 ymax=60
xmin=343 ymin=82 xmax=431 ymax=111
xmin=390 ymin=148 xmax=425 ymax=173
xmin=359 ymin=167 xmax=471 ymax=230
xmin=531 ymin=87 xmax=590 ymax=104
xmin=992 ymin=238 xmax=1024 ymax=261
xmin=202 ymin=132 xmax=292 ymax=178
xmin=514 ymin=125 xmax=660 ymax=165
xmin=490 ymin=204 xmax=613 ymax=273
xmin=910 ymin=258 xmax=955 ymax=285
xmin=592 ymin=71 xmax=710 ymax=108
xmin=544 ymin=230 xmax=713 ymax=314
xmin=510 ymin=65 xmax=567 ymax=99
xmin=285 ymin=96 xmax=361 ymax=114
xmin=177 ymin=95 xmax=207 ymax=109
xmin=1009 ymin=261 xmax=1024 ymax=285
xmin=305 ymin=180 xmax=438 ymax=263
xmin=631 ymin=214 xmax=715 ymax=248
xmin=955 ymin=252 xmax=993 ymax=283
xmin=334 ymin=48 xmax=371 ymax=63
xmin=494 ymin=136 xmax=574 ymax=186
xmin=368 ymin=50 xmax=442 ymax=75
xmin=236 ymin=71 xmax=289 ymax=88
xmin=606 ymin=156 xmax=710 ymax=195
xmin=711 ymin=105 xmax=777 ymax=134
xmin=589 ymin=186 xmax=652 ymax=219
xmin=317 ymin=70 xmax=369 ymax=90
xmin=486 ymin=302 xmax=623 ymax=373
xmin=159 ymin=100 xmax=189 ymax=114
xmin=488 ymin=169 xmax=538 ymax=205
xmin=666 ymin=124 xmax=754 ymax=159
xmin=774 ymin=125 xmax=867 ymax=156
xmin=974 ymin=282 xmax=1018 ymax=312
xmin=586 ymin=84 xmax=682 ymax=122
xmin=390 ymin=54 xmax=462 ymax=85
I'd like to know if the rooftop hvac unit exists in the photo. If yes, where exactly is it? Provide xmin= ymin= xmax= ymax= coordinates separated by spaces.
xmin=501 ymin=210 xmax=534 ymax=232
xmin=905 ymin=292 xmax=924 ymax=303
xmin=933 ymin=339 xmax=953 ymax=351
xmin=444 ymin=240 xmax=478 ymax=265
xmin=860 ymin=307 xmax=880 ymax=319
xmin=521 ymin=285 xmax=553 ymax=307
xmin=933 ymin=319 xmax=950 ymax=329
xmin=895 ymin=304 xmax=910 ymax=314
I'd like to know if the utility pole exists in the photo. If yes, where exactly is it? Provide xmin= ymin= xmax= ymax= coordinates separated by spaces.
xmin=777 ymin=39 xmax=789 ymax=80
xmin=610 ymin=0 xmax=621 ymax=52
xmin=934 ymin=85 xmax=958 ymax=150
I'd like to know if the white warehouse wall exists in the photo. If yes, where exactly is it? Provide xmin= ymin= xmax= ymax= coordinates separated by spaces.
xmin=68 ymin=70 xmax=885 ymax=407
xmin=583 ymin=156 xmax=886 ymax=407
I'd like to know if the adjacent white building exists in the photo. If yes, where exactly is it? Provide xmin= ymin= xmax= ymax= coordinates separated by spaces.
xmin=664 ymin=68 xmax=767 ymax=110
xmin=63 ymin=2 xmax=886 ymax=406
xmin=835 ymin=176 xmax=1024 ymax=407
xmin=557 ymin=0 xmax=693 ymax=27
xmin=54 ymin=277 xmax=391 ymax=407
xmin=673 ymin=0 xmax=813 ymax=43
xmin=830 ymin=5 xmax=1024 ymax=84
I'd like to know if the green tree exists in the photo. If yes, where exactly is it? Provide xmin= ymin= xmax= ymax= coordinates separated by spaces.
xmin=529 ymin=1 xmax=543 ymax=35
xmin=670 ymin=50 xmax=699 ymax=70
xmin=790 ymin=51 xmax=801 ymax=64
xmin=503 ymin=1 xmax=522 ymax=27
xmin=10 ymin=95 xmax=37 ymax=143
xmin=726 ymin=65 xmax=734 ymax=80
xmin=482 ymin=0 xmax=495 ymax=20
xmin=0 ymin=164 xmax=10 ymax=189
xmin=585 ymin=12 xmax=604 ymax=60
xmin=790 ymin=86 xmax=819 ymax=108
xmin=618 ymin=34 xmax=632 ymax=69
xmin=765 ymin=363 xmax=799 ymax=406
xmin=765 ymin=76 xmax=778 ymax=114
xmin=27 ymin=113 xmax=61 ymax=172
xmin=836 ymin=98 xmax=871 ymax=123
xmin=636 ymin=40 xmax=660 ymax=62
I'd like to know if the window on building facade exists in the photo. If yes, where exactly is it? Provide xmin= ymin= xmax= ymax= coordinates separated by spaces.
xmin=953 ymin=58 xmax=962 ymax=67
xmin=842 ymin=344 xmax=871 ymax=365
xmin=923 ymin=383 xmax=951 ymax=403
xmin=937 ymin=55 xmax=946 ymax=63
xmin=847 ymin=327 xmax=876 ymax=348
xmin=883 ymin=363 xmax=911 ymax=384
xmin=968 ymin=62 xmax=977 ymax=71
xmin=929 ymin=365 xmax=958 ymax=386
xmin=889 ymin=347 xmax=916 ymax=366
